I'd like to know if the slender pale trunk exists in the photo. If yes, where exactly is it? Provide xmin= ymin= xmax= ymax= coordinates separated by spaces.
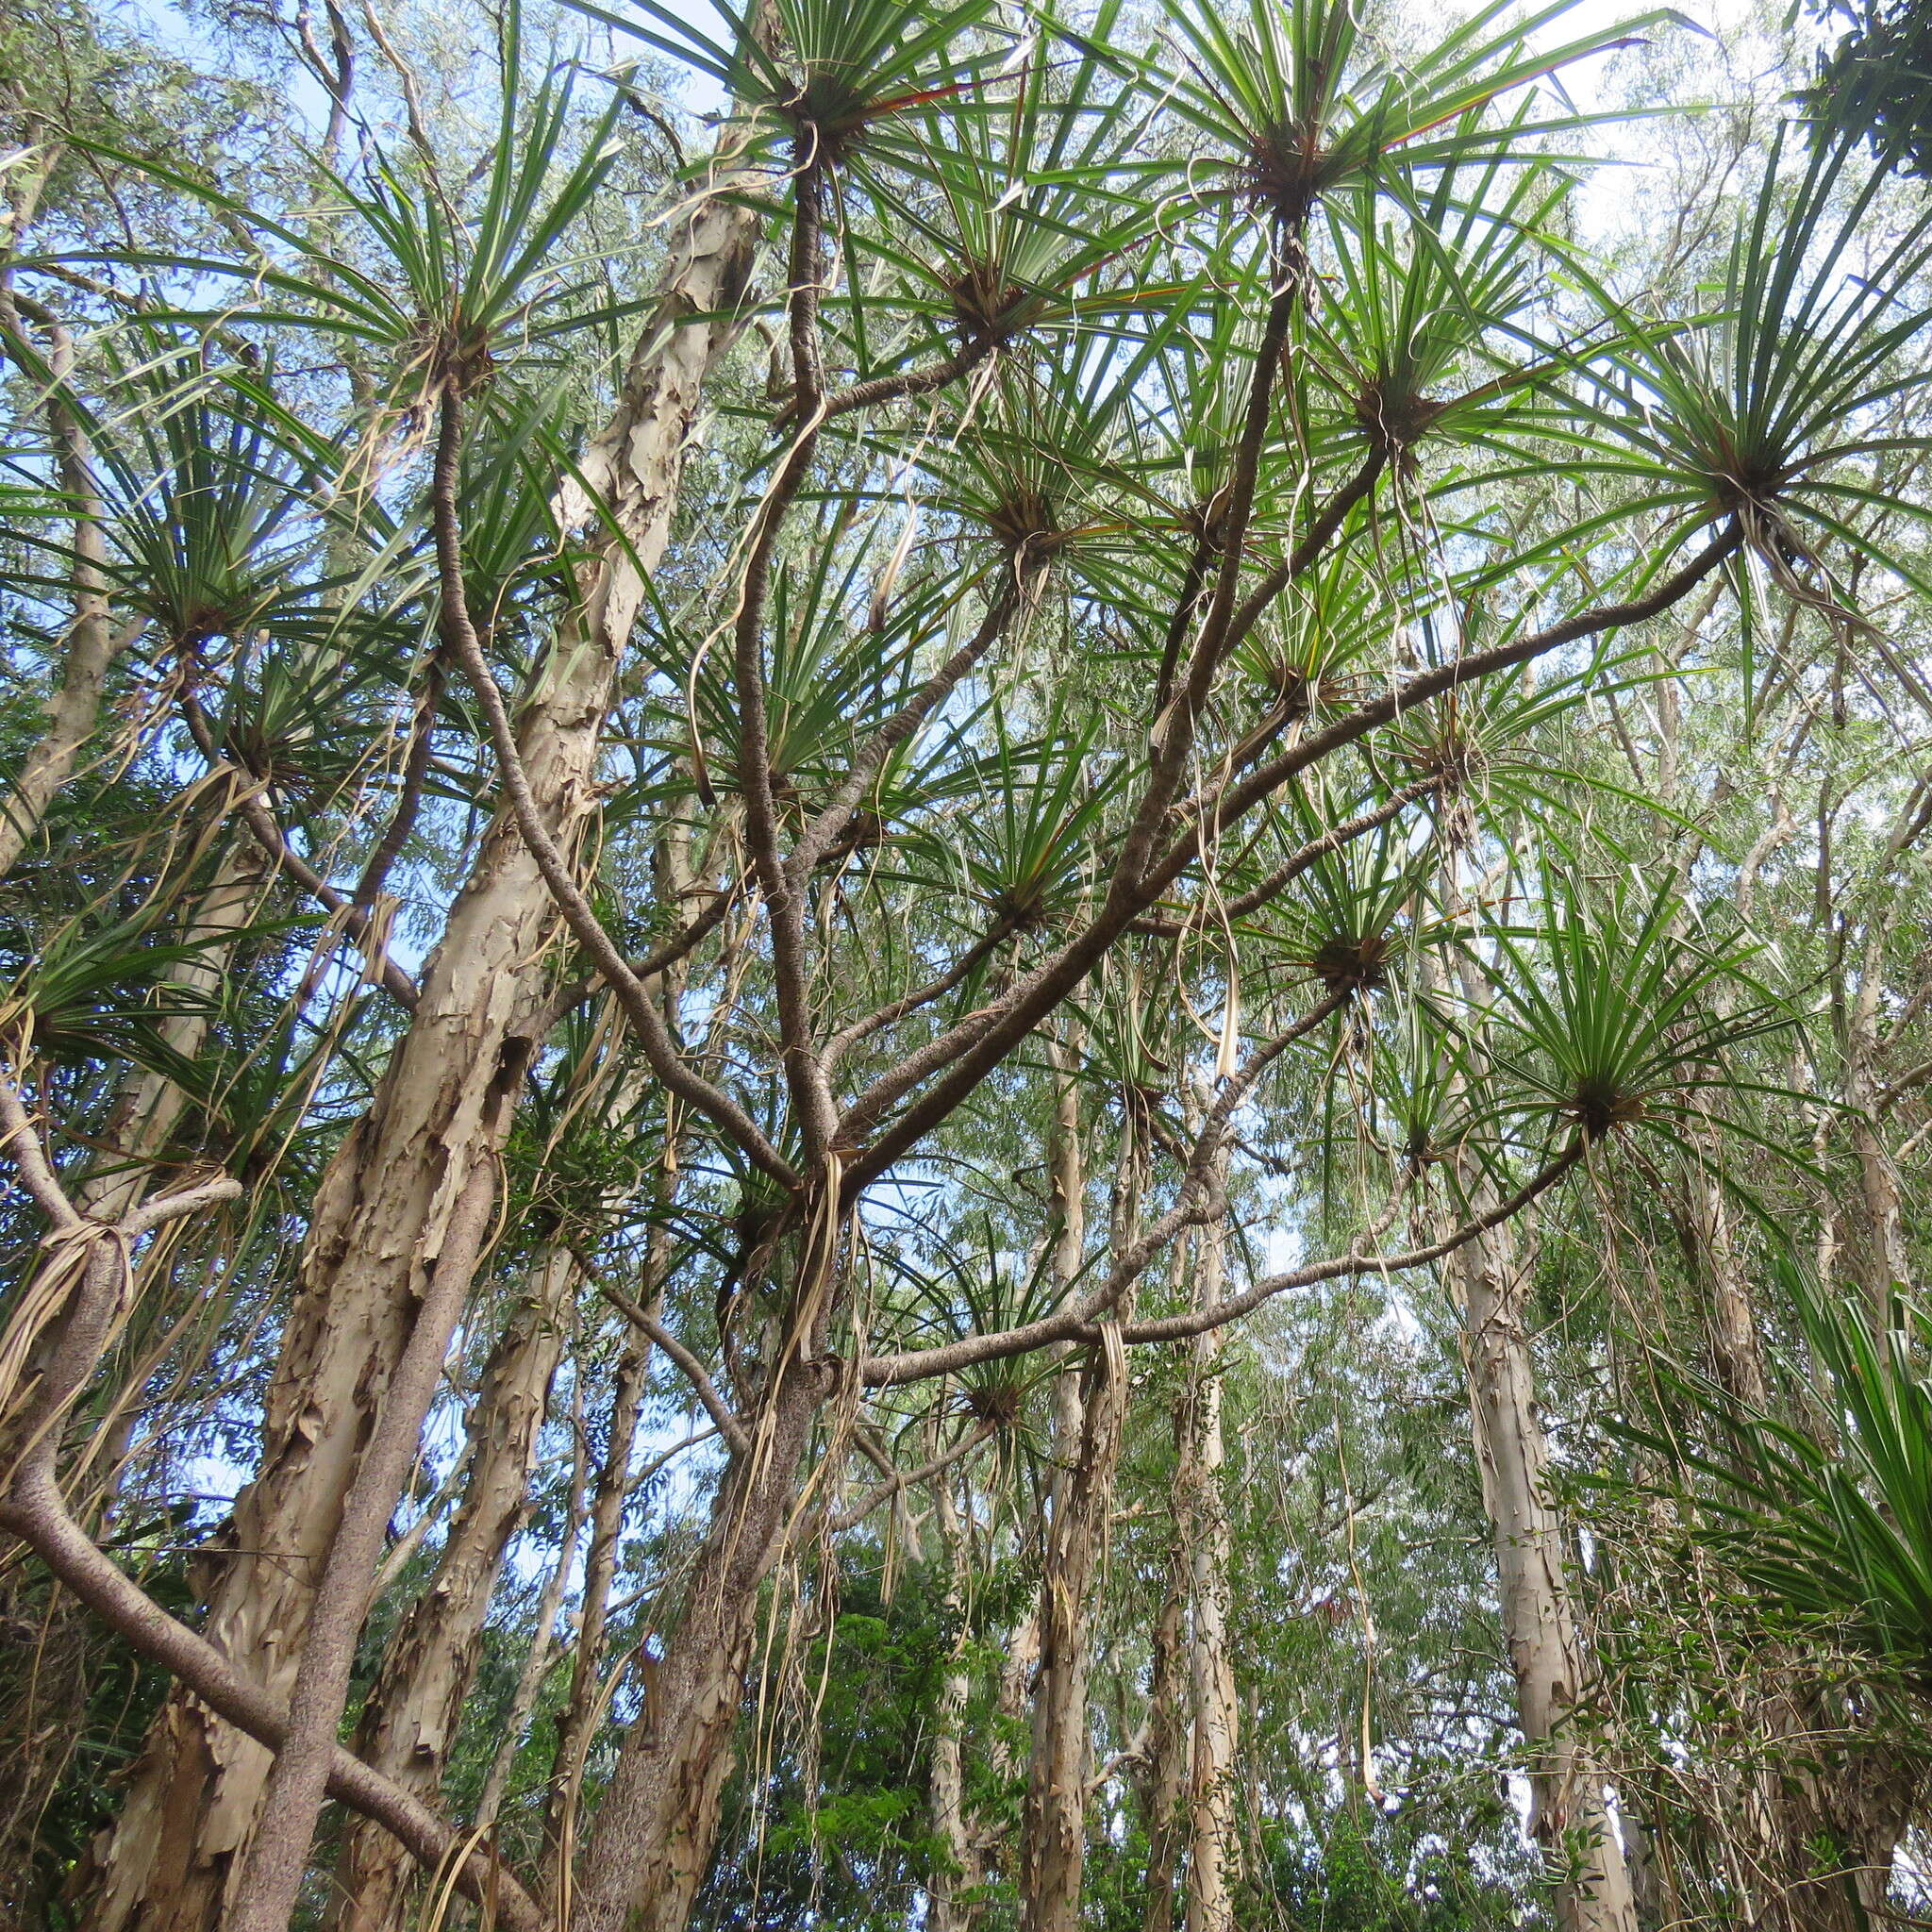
xmin=546 ymin=858 xmax=701 ymax=1879
xmin=1182 ymin=1203 xmax=1238 ymax=1932
xmin=1685 ymin=1154 xmax=1765 ymax=1411
xmin=1021 ymin=1349 xmax=1128 ymax=1932
xmin=928 ymin=1474 xmax=976 ymax=1932
xmin=1844 ymin=975 xmax=1908 ymax=1320
xmin=1021 ymin=1054 xmax=1131 ymax=1932
xmin=475 ymin=1375 xmax=590 ymax=1832
xmin=0 ymin=291 xmax=126 ymax=885
xmin=982 ymin=1607 xmax=1040 ymax=1891
xmin=86 ymin=121 xmax=765 ymax=1932
xmin=568 ymin=1358 xmax=824 ymax=1932
xmin=543 ymin=1319 xmax=651 ymax=1880
xmin=80 ymin=821 xmax=270 ymax=1219
xmin=1139 ymin=1564 xmax=1188 ymax=1932
xmin=329 ymin=1252 xmax=575 ymax=1932
xmin=1448 ymin=1210 xmax=1638 ymax=1932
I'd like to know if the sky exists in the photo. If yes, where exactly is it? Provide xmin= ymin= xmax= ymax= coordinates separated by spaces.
xmin=116 ymin=0 xmax=1784 ymax=225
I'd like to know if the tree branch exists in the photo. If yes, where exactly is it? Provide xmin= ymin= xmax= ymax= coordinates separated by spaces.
xmin=839 ymin=523 xmax=1742 ymax=1189
xmin=734 ymin=145 xmax=839 ymax=1166
xmin=789 ymin=570 xmax=1029 ymax=884
xmin=1132 ymin=776 xmax=1441 ymax=938
xmin=576 ymin=1248 xmax=749 ymax=1457
xmin=0 ymin=1472 xmax=543 ymax=1932
xmin=860 ymin=1142 xmax=1585 ymax=1385
xmin=823 ymin=912 xmax=1022 ymax=1078
xmin=816 ymin=331 xmax=1002 ymax=423
xmin=835 ymin=441 xmax=1390 ymax=1179
xmin=1154 ymin=525 xmax=1746 ymax=902
xmin=178 ymin=697 xmax=421 ymax=1010
xmin=826 ymin=1421 xmax=996 ymax=1533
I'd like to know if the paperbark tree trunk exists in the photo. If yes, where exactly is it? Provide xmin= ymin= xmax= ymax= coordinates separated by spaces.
xmin=1449 ymin=1211 xmax=1639 ymax=1932
xmin=567 ymin=1358 xmax=824 ymax=1932
xmin=82 ymin=118 xmax=766 ymax=1932
xmin=328 ymin=1252 xmax=575 ymax=1932
xmin=1019 ymin=1059 xmax=1125 ymax=1932
xmin=0 ymin=290 xmax=126 ymax=886
xmin=978 ymin=1607 xmax=1040 ymax=1893
xmin=1138 ymin=1570 xmax=1188 ymax=1932
xmin=1182 ymin=1207 xmax=1238 ymax=1932
xmin=928 ymin=1474 xmax=977 ymax=1932
xmin=1021 ymin=1348 xmax=1128 ymax=1932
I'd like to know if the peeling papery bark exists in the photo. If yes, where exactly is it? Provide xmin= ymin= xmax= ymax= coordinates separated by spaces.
xmin=928 ymin=1474 xmax=977 ymax=1932
xmin=567 ymin=1360 xmax=825 ymax=1932
xmin=1182 ymin=1204 xmax=1238 ymax=1932
xmin=1141 ymin=1168 xmax=1239 ymax=1932
xmin=82 ymin=113 xmax=769 ymax=1932
xmin=1020 ymin=1061 xmax=1127 ymax=1932
xmin=1846 ymin=989 xmax=1910 ymax=1324
xmin=1020 ymin=1349 xmax=1128 ymax=1932
xmin=1447 ymin=1208 xmax=1639 ymax=1932
xmin=87 ymin=765 xmax=562 ymax=1932
xmin=328 ymin=1252 xmax=575 ymax=1932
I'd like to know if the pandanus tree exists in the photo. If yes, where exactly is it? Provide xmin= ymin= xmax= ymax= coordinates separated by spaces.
xmin=4 ymin=1 xmax=1932 ymax=1929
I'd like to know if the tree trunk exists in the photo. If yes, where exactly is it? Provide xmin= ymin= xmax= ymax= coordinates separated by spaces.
xmin=1021 ymin=1349 xmax=1128 ymax=1932
xmin=1682 ymin=1146 xmax=1766 ymax=1411
xmin=82 ymin=122 xmax=765 ymax=1932
xmin=1018 ymin=1046 xmax=1108 ymax=1932
xmin=543 ymin=1319 xmax=651 ymax=1887
xmin=1845 ymin=981 xmax=1908 ymax=1322
xmin=976 ymin=1607 xmax=1039 ymax=1894
xmin=329 ymin=1253 xmax=575 ymax=1932
xmin=1139 ymin=1568 xmax=1187 ymax=1932
xmin=929 ymin=1474 xmax=976 ymax=1932
xmin=1182 ymin=1208 xmax=1238 ymax=1932
xmin=1449 ymin=1211 xmax=1638 ymax=1932
xmin=0 ymin=291 xmax=124 ymax=885
xmin=475 ymin=1374 xmax=589 ymax=1833
xmin=568 ymin=1360 xmax=824 ymax=1932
